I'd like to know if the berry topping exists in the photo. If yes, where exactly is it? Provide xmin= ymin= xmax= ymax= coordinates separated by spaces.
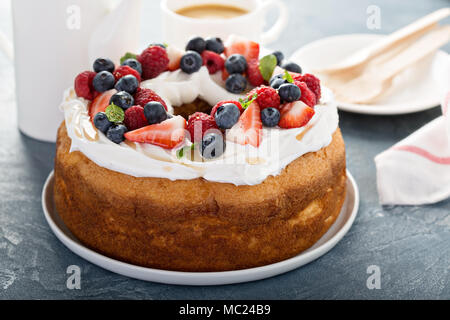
xmin=272 ymin=51 xmax=284 ymax=66
xmin=124 ymin=116 xmax=187 ymax=149
xmin=278 ymin=101 xmax=315 ymax=129
xmin=187 ymin=112 xmax=218 ymax=142
xmin=134 ymin=87 xmax=168 ymax=111
xmin=270 ymin=77 xmax=287 ymax=90
xmin=93 ymin=112 xmax=113 ymax=133
xmin=113 ymin=65 xmax=141 ymax=82
xmin=224 ymin=54 xmax=247 ymax=74
xmin=224 ymin=36 xmax=260 ymax=62
xmin=186 ymin=36 xmax=206 ymax=53
xmin=201 ymin=132 xmax=226 ymax=159
xmin=106 ymin=124 xmax=128 ymax=144
xmin=121 ymin=58 xmax=142 ymax=75
xmin=124 ymin=106 xmax=148 ymax=131
xmin=92 ymin=71 xmax=115 ymax=92
xmin=205 ymin=37 xmax=224 ymax=54
xmin=138 ymin=45 xmax=169 ymax=80
xmin=180 ymin=51 xmax=203 ymax=74
xmin=296 ymin=73 xmax=321 ymax=100
xmin=227 ymin=100 xmax=263 ymax=147
xmin=247 ymin=59 xmax=265 ymax=87
xmin=143 ymin=101 xmax=168 ymax=125
xmin=225 ymin=73 xmax=247 ymax=94
xmin=281 ymin=61 xmax=302 ymax=74
xmin=201 ymin=50 xmax=225 ymax=74
xmin=149 ymin=43 xmax=167 ymax=49
xmin=74 ymin=71 xmax=96 ymax=100
xmin=93 ymin=58 xmax=115 ymax=73
xmin=251 ymin=86 xmax=280 ymax=110
xmin=295 ymin=81 xmax=317 ymax=108
xmin=261 ymin=107 xmax=280 ymax=127
xmin=89 ymin=89 xmax=117 ymax=121
xmin=114 ymin=75 xmax=139 ymax=94
xmin=166 ymin=45 xmax=184 ymax=71
xmin=109 ymin=91 xmax=134 ymax=110
xmin=210 ymin=100 xmax=243 ymax=117
xmin=278 ymin=83 xmax=301 ymax=102
xmin=214 ymin=103 xmax=241 ymax=129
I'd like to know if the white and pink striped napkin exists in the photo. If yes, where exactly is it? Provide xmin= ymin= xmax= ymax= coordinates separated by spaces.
xmin=375 ymin=91 xmax=450 ymax=205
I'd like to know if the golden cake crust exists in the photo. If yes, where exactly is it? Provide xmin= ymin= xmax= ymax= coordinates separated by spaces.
xmin=54 ymin=122 xmax=346 ymax=271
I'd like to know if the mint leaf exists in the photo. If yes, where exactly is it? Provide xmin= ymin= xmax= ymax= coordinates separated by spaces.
xmin=259 ymin=54 xmax=277 ymax=82
xmin=105 ymin=104 xmax=125 ymax=123
xmin=177 ymin=143 xmax=196 ymax=159
xmin=239 ymin=93 xmax=258 ymax=109
xmin=120 ymin=52 xmax=138 ymax=64
xmin=176 ymin=147 xmax=184 ymax=159
xmin=283 ymin=70 xmax=294 ymax=83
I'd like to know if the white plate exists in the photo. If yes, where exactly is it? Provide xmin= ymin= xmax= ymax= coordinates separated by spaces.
xmin=290 ymin=34 xmax=450 ymax=115
xmin=42 ymin=170 xmax=359 ymax=286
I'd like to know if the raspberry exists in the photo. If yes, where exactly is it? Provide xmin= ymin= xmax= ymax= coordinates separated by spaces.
xmin=74 ymin=71 xmax=97 ymax=100
xmin=201 ymin=50 xmax=225 ymax=74
xmin=249 ymin=86 xmax=280 ymax=110
xmin=298 ymin=73 xmax=321 ymax=100
xmin=210 ymin=100 xmax=243 ymax=117
xmin=134 ymin=87 xmax=168 ymax=111
xmin=124 ymin=106 xmax=148 ymax=131
xmin=138 ymin=46 xmax=169 ymax=80
xmin=294 ymin=81 xmax=317 ymax=108
xmin=247 ymin=59 xmax=264 ymax=86
xmin=113 ymin=65 xmax=141 ymax=82
xmin=187 ymin=112 xmax=218 ymax=142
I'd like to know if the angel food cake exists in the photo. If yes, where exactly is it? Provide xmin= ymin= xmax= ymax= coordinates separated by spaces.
xmin=54 ymin=35 xmax=346 ymax=271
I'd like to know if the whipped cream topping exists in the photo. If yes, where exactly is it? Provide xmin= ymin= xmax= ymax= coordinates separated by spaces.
xmin=61 ymin=67 xmax=339 ymax=186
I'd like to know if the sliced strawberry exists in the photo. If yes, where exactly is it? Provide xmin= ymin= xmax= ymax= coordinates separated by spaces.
xmin=278 ymin=101 xmax=315 ymax=129
xmin=224 ymin=35 xmax=259 ymax=61
xmin=221 ymin=68 xmax=229 ymax=81
xmin=226 ymin=101 xmax=263 ymax=147
xmin=124 ymin=116 xmax=187 ymax=149
xmin=88 ymin=89 xmax=117 ymax=122
xmin=166 ymin=45 xmax=184 ymax=71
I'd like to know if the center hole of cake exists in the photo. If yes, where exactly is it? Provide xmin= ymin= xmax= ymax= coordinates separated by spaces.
xmin=172 ymin=98 xmax=213 ymax=120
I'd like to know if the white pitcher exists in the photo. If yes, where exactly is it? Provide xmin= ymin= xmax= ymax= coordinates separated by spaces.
xmin=0 ymin=0 xmax=142 ymax=142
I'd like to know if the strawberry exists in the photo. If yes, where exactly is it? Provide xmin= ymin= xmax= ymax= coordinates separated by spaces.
xmin=221 ymin=68 xmax=230 ymax=81
xmin=224 ymin=36 xmax=260 ymax=61
xmin=124 ymin=116 xmax=187 ymax=149
xmin=74 ymin=71 xmax=97 ymax=100
xmin=113 ymin=65 xmax=141 ymax=82
xmin=210 ymin=100 xmax=243 ymax=117
xmin=166 ymin=45 xmax=184 ymax=71
xmin=278 ymin=101 xmax=315 ymax=129
xmin=134 ymin=87 xmax=168 ymax=111
xmin=294 ymin=81 xmax=317 ymax=108
xmin=201 ymin=50 xmax=225 ymax=74
xmin=88 ymin=89 xmax=117 ymax=122
xmin=227 ymin=101 xmax=263 ymax=147
xmin=247 ymin=59 xmax=265 ymax=86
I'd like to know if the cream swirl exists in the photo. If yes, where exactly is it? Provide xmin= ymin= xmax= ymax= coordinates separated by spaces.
xmin=61 ymin=67 xmax=338 ymax=186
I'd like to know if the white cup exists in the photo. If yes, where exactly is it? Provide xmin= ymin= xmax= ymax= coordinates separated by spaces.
xmin=161 ymin=0 xmax=288 ymax=49
xmin=0 ymin=0 xmax=142 ymax=142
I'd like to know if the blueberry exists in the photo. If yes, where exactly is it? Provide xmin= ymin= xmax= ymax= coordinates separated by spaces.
xmin=270 ymin=73 xmax=284 ymax=84
xmin=214 ymin=103 xmax=240 ymax=129
xmin=110 ymin=91 xmax=134 ymax=110
xmin=205 ymin=37 xmax=224 ymax=54
xmin=115 ymin=75 xmax=139 ymax=94
xmin=278 ymin=83 xmax=301 ymax=102
xmin=225 ymin=54 xmax=247 ymax=74
xmin=180 ymin=51 xmax=203 ymax=74
xmin=225 ymin=74 xmax=247 ymax=94
xmin=261 ymin=108 xmax=280 ymax=127
xmin=272 ymin=51 xmax=284 ymax=66
xmin=149 ymin=43 xmax=166 ymax=48
xmin=144 ymin=101 xmax=167 ymax=125
xmin=185 ymin=36 xmax=206 ymax=53
xmin=92 ymin=71 xmax=115 ymax=92
xmin=281 ymin=61 xmax=302 ymax=74
xmin=106 ymin=124 xmax=127 ymax=144
xmin=93 ymin=112 xmax=113 ymax=133
xmin=121 ymin=58 xmax=142 ymax=75
xmin=270 ymin=78 xmax=287 ymax=90
xmin=201 ymin=132 xmax=226 ymax=159
xmin=93 ymin=58 xmax=115 ymax=73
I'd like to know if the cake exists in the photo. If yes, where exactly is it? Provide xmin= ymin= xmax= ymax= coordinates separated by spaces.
xmin=54 ymin=35 xmax=346 ymax=271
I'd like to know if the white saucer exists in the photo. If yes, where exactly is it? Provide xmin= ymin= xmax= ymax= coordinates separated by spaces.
xmin=42 ymin=170 xmax=359 ymax=286
xmin=290 ymin=34 xmax=450 ymax=115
